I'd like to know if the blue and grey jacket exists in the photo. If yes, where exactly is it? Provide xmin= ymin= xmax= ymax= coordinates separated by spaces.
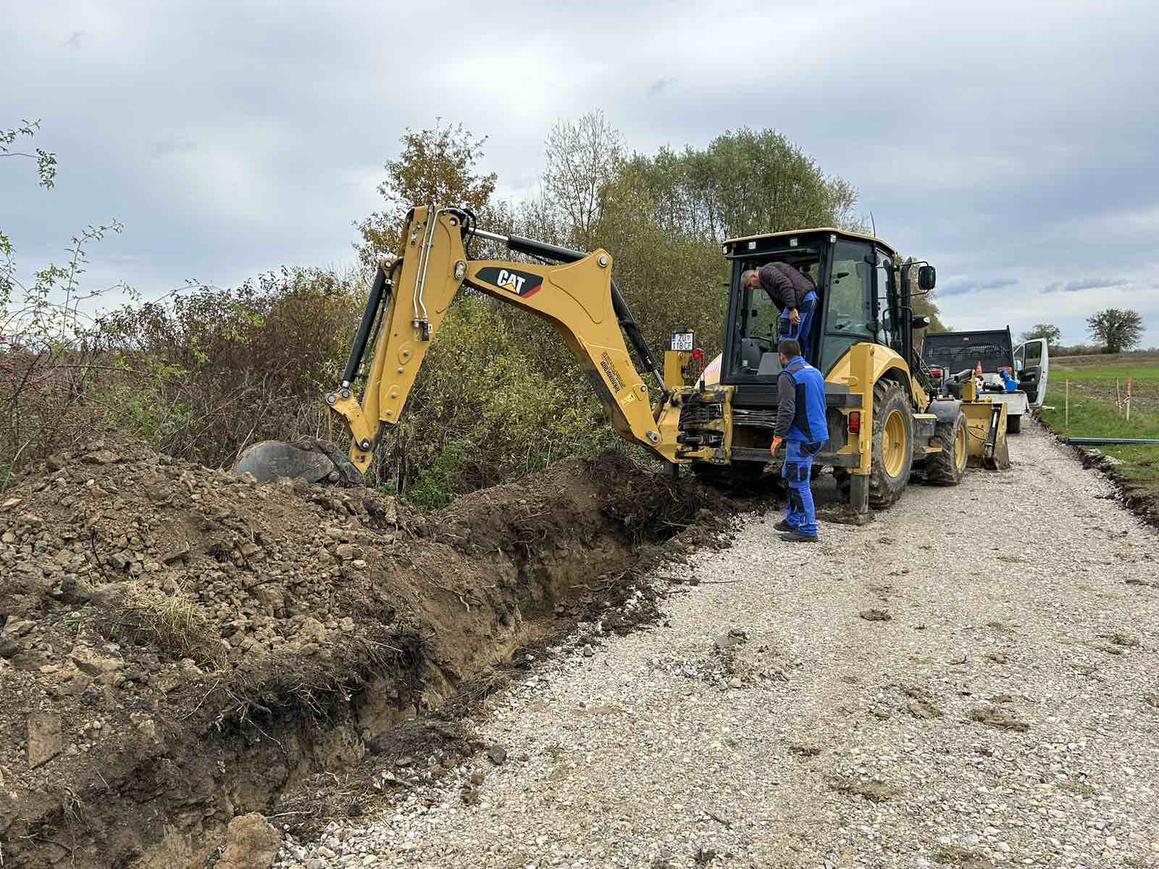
xmin=775 ymin=356 xmax=828 ymax=443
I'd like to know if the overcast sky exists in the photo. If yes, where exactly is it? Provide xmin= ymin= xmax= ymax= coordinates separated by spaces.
xmin=4 ymin=0 xmax=1158 ymax=346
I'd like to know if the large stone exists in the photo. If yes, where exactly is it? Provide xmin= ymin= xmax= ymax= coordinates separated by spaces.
xmin=160 ymin=540 xmax=190 ymax=564
xmin=216 ymin=812 xmax=282 ymax=869
xmin=27 ymin=713 xmax=63 ymax=768
xmin=71 ymin=646 xmax=121 ymax=676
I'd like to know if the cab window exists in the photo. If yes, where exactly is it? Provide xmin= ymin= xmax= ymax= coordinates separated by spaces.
xmin=875 ymin=250 xmax=899 ymax=352
xmin=731 ymin=257 xmax=819 ymax=378
xmin=741 ymin=280 xmax=780 ymax=345
xmin=820 ymin=239 xmax=873 ymax=372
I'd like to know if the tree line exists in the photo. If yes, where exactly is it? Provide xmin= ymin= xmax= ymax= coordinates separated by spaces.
xmin=1021 ymin=309 xmax=1147 ymax=355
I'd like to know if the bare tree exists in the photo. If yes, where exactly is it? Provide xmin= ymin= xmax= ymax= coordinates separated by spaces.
xmin=542 ymin=111 xmax=624 ymax=249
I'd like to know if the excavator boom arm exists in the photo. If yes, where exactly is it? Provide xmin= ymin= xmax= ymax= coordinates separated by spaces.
xmin=329 ymin=206 xmax=679 ymax=471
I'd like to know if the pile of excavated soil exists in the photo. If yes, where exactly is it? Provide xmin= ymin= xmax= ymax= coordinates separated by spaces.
xmin=0 ymin=436 xmax=740 ymax=868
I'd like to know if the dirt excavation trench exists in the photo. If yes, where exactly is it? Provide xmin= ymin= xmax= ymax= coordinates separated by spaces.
xmin=0 ymin=437 xmax=743 ymax=868
xmin=277 ymin=424 xmax=1159 ymax=868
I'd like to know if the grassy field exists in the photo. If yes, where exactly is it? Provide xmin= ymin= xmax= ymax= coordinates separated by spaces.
xmin=1039 ymin=354 xmax=1159 ymax=515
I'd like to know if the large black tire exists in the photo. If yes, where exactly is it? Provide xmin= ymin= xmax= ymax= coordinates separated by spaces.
xmin=868 ymin=379 xmax=913 ymax=509
xmin=925 ymin=410 xmax=968 ymax=486
xmin=1006 ymin=414 xmax=1022 ymax=434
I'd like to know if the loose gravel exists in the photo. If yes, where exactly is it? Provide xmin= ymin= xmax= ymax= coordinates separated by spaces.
xmin=278 ymin=422 xmax=1159 ymax=868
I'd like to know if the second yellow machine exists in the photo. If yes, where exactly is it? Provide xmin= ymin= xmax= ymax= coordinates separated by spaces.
xmin=272 ymin=206 xmax=1009 ymax=514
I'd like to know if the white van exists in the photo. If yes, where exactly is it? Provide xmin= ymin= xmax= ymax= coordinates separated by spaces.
xmin=922 ymin=328 xmax=1050 ymax=433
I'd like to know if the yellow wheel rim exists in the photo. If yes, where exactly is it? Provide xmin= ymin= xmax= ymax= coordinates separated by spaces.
xmin=883 ymin=410 xmax=908 ymax=477
xmin=954 ymin=423 xmax=967 ymax=471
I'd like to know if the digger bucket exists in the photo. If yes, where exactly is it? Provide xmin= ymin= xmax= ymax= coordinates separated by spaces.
xmin=233 ymin=438 xmax=365 ymax=486
xmin=962 ymin=400 xmax=1010 ymax=470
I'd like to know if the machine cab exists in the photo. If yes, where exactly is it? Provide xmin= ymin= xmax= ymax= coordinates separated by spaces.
xmin=720 ymin=228 xmax=911 ymax=383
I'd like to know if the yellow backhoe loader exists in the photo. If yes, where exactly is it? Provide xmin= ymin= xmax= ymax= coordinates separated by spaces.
xmin=236 ymin=205 xmax=1009 ymax=514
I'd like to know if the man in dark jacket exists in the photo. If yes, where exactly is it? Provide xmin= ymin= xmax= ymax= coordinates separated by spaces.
xmin=768 ymin=339 xmax=828 ymax=542
xmin=740 ymin=262 xmax=820 ymax=359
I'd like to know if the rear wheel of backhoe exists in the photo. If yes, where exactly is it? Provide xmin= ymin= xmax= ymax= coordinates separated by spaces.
xmin=869 ymin=379 xmax=913 ymax=509
xmin=925 ymin=410 xmax=968 ymax=486
xmin=1006 ymin=414 xmax=1022 ymax=434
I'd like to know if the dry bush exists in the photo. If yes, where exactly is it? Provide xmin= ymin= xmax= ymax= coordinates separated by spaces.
xmin=94 ymin=267 xmax=363 ymax=468
xmin=1 ymin=267 xmax=623 ymax=506
xmin=0 ymin=340 xmax=108 ymax=483
xmin=1 ymin=267 xmax=364 ymax=486
xmin=93 ymin=584 xmax=223 ymax=666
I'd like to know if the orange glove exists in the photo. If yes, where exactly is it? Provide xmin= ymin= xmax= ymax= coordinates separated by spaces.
xmin=770 ymin=436 xmax=784 ymax=456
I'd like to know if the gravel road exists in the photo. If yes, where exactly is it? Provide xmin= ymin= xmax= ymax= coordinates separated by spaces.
xmin=279 ymin=423 xmax=1159 ymax=868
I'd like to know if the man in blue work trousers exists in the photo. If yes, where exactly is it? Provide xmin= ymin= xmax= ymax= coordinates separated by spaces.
xmin=740 ymin=263 xmax=819 ymax=360
xmin=769 ymin=338 xmax=828 ymax=542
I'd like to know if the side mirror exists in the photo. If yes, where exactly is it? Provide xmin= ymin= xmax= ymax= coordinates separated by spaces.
xmin=911 ymin=315 xmax=931 ymax=330
xmin=917 ymin=265 xmax=937 ymax=291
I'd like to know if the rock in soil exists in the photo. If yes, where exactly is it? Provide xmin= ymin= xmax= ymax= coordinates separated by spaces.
xmin=217 ymin=812 xmax=282 ymax=869
xmin=26 ymin=712 xmax=63 ymax=768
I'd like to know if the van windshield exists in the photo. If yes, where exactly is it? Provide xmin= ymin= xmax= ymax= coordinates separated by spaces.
xmin=923 ymin=333 xmax=1013 ymax=373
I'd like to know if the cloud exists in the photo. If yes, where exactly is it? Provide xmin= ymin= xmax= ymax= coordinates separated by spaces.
xmin=938 ymin=276 xmax=1018 ymax=297
xmin=150 ymin=136 xmax=198 ymax=158
xmin=1043 ymin=277 xmax=1129 ymax=293
xmin=3 ymin=0 xmax=1159 ymax=349
xmin=647 ymin=77 xmax=675 ymax=97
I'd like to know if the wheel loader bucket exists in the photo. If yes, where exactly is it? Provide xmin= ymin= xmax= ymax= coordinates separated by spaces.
xmin=962 ymin=400 xmax=1010 ymax=470
xmin=233 ymin=438 xmax=365 ymax=486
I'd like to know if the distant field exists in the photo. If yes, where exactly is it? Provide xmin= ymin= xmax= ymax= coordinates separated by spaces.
xmin=1039 ymin=355 xmax=1159 ymax=517
xmin=1048 ymin=351 xmax=1159 ymax=368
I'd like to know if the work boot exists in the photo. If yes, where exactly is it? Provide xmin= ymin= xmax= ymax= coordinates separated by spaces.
xmin=780 ymin=531 xmax=818 ymax=543
xmin=774 ymin=519 xmax=797 ymax=532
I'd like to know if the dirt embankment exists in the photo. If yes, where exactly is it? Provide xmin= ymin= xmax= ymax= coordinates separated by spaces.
xmin=1062 ymin=444 xmax=1159 ymax=529
xmin=0 ymin=437 xmax=739 ymax=868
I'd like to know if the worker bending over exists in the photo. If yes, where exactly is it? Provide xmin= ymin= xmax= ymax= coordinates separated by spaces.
xmin=740 ymin=263 xmax=819 ymax=360
xmin=769 ymin=338 xmax=828 ymax=542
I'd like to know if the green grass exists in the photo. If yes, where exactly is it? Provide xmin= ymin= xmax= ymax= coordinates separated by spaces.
xmin=1040 ymin=355 xmax=1159 ymax=508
